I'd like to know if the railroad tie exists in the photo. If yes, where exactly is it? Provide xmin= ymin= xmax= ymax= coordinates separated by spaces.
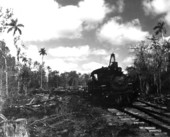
xmin=133 ymin=121 xmax=145 ymax=125
xmin=152 ymin=132 xmax=167 ymax=136
xmin=147 ymin=129 xmax=161 ymax=133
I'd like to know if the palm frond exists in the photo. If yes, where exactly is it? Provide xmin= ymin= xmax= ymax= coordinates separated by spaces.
xmin=39 ymin=48 xmax=47 ymax=56
xmin=153 ymin=26 xmax=159 ymax=30
xmin=9 ymin=19 xmax=16 ymax=25
xmin=15 ymin=18 xmax=18 ymax=24
xmin=7 ymin=27 xmax=13 ymax=33
xmin=6 ymin=23 xmax=13 ymax=26
xmin=155 ymin=30 xmax=160 ymax=35
xmin=13 ymin=28 xmax=17 ymax=35
xmin=17 ymin=24 xmax=24 ymax=27
xmin=18 ymin=28 xmax=22 ymax=35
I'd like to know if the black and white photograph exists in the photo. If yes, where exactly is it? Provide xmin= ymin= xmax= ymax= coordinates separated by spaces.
xmin=0 ymin=0 xmax=170 ymax=136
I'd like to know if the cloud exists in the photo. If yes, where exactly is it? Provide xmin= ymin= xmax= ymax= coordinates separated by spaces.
xmin=91 ymin=49 xmax=107 ymax=55
xmin=122 ymin=56 xmax=135 ymax=65
xmin=48 ymin=45 xmax=90 ymax=58
xmin=45 ymin=57 xmax=108 ymax=74
xmin=46 ymin=45 xmax=110 ymax=73
xmin=82 ymin=62 xmax=106 ymax=72
xmin=48 ymin=45 xmax=109 ymax=58
xmin=142 ymin=0 xmax=170 ymax=25
xmin=45 ymin=58 xmax=78 ymax=73
xmin=97 ymin=17 xmax=148 ymax=45
xmin=0 ymin=0 xmax=112 ymax=41
xmin=78 ymin=0 xmax=110 ymax=22
xmin=143 ymin=0 xmax=170 ymax=15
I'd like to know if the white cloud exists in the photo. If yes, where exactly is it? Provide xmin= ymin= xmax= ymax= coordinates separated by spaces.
xmin=48 ymin=45 xmax=90 ymax=58
xmin=46 ymin=45 xmax=110 ymax=73
xmin=97 ymin=17 xmax=148 ymax=45
xmin=143 ymin=0 xmax=170 ymax=15
xmin=45 ymin=59 xmax=107 ymax=74
xmin=143 ymin=0 xmax=170 ymax=25
xmin=48 ymin=45 xmax=109 ymax=58
xmin=91 ymin=49 xmax=107 ymax=55
xmin=0 ymin=0 xmax=111 ymax=41
xmin=45 ymin=58 xmax=78 ymax=73
xmin=78 ymin=0 xmax=110 ymax=22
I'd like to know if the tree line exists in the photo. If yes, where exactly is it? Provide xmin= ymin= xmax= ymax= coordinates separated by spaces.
xmin=127 ymin=21 xmax=170 ymax=95
xmin=0 ymin=7 xmax=90 ymax=98
xmin=0 ymin=40 xmax=90 ymax=97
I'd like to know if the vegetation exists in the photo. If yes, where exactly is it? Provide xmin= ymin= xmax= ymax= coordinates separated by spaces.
xmin=127 ymin=21 xmax=170 ymax=96
xmin=6 ymin=18 xmax=24 ymax=35
xmin=39 ymin=48 xmax=47 ymax=89
xmin=0 ymin=7 xmax=90 ymax=97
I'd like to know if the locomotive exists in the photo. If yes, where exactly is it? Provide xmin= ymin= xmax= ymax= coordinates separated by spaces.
xmin=88 ymin=53 xmax=139 ymax=106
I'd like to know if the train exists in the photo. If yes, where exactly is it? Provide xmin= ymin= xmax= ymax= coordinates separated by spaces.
xmin=87 ymin=53 xmax=139 ymax=106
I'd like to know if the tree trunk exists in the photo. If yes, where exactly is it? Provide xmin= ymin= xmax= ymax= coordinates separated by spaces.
xmin=153 ymin=73 xmax=159 ymax=94
xmin=41 ymin=66 xmax=42 ymax=88
xmin=5 ymin=69 xmax=8 ymax=97
xmin=24 ymin=83 xmax=27 ymax=95
xmin=139 ymin=76 xmax=142 ymax=93
xmin=2 ymin=55 xmax=8 ymax=97
xmin=158 ymin=69 xmax=162 ymax=94
xmin=17 ymin=66 xmax=20 ymax=95
xmin=0 ymin=68 xmax=3 ymax=96
xmin=40 ymin=56 xmax=43 ymax=89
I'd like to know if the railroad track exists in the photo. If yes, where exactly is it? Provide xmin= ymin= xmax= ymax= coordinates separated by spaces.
xmin=137 ymin=99 xmax=169 ymax=112
xmin=108 ymin=100 xmax=170 ymax=136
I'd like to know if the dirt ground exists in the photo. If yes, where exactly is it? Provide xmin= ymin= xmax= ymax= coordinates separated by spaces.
xmin=1 ymin=93 xmax=160 ymax=137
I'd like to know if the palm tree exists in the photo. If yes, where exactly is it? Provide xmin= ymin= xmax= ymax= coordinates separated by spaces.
xmin=39 ymin=48 xmax=47 ymax=88
xmin=153 ymin=21 xmax=166 ymax=40
xmin=6 ymin=19 xmax=24 ymax=35
xmin=7 ymin=18 xmax=24 ymax=94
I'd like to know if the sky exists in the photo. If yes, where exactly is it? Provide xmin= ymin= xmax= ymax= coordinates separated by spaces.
xmin=0 ymin=0 xmax=170 ymax=74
